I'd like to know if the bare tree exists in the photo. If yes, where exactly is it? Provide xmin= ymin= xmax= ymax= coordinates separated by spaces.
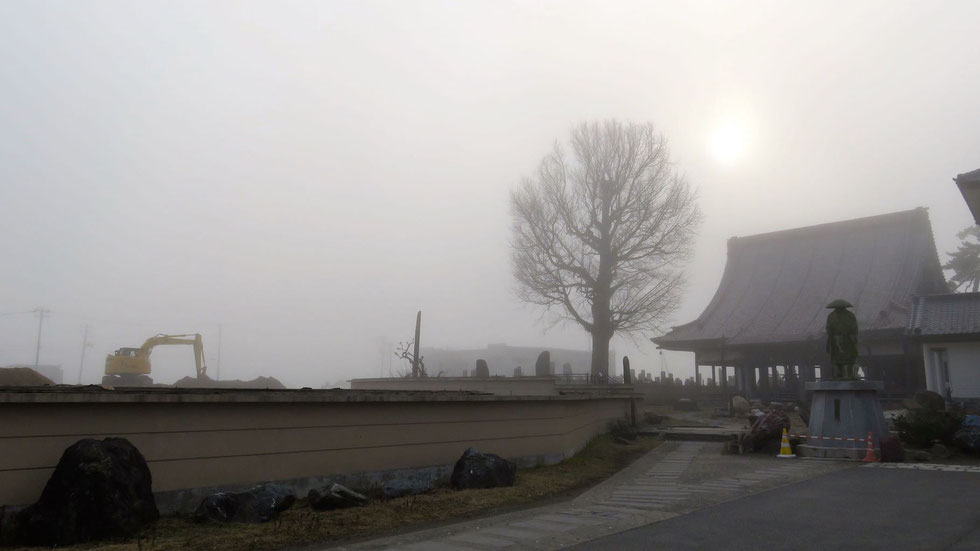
xmin=394 ymin=341 xmax=426 ymax=378
xmin=511 ymin=120 xmax=701 ymax=379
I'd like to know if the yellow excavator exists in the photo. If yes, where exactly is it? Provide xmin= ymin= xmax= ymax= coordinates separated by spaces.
xmin=103 ymin=333 xmax=207 ymax=386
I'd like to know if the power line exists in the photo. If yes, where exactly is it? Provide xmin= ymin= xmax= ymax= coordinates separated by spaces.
xmin=56 ymin=310 xmax=225 ymax=329
xmin=0 ymin=310 xmax=33 ymax=318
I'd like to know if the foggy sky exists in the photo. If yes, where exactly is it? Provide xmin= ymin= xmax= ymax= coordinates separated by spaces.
xmin=1 ymin=1 xmax=978 ymax=387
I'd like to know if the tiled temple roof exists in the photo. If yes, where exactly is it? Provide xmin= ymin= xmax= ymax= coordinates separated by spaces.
xmin=908 ymin=292 xmax=980 ymax=337
xmin=654 ymin=208 xmax=947 ymax=351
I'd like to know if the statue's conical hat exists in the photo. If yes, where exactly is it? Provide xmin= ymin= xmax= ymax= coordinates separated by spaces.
xmin=826 ymin=299 xmax=853 ymax=309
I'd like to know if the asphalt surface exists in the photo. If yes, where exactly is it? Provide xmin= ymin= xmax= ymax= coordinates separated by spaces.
xmin=569 ymin=465 xmax=980 ymax=551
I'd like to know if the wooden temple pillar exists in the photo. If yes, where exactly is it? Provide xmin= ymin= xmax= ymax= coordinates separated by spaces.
xmin=735 ymin=363 xmax=757 ymax=397
xmin=758 ymin=365 xmax=770 ymax=393
xmin=797 ymin=361 xmax=810 ymax=401
xmin=802 ymin=363 xmax=816 ymax=382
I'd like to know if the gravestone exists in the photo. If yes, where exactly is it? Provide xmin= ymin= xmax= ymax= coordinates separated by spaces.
xmin=534 ymin=351 xmax=550 ymax=377
xmin=623 ymin=356 xmax=636 ymax=425
xmin=474 ymin=359 xmax=489 ymax=378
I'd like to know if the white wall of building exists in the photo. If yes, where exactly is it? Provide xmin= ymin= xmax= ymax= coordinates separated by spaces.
xmin=922 ymin=342 xmax=980 ymax=399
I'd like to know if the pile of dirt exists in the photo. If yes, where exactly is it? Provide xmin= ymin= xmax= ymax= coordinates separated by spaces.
xmin=172 ymin=375 xmax=286 ymax=389
xmin=0 ymin=367 xmax=54 ymax=386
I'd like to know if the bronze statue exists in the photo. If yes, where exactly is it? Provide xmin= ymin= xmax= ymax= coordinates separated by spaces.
xmin=825 ymin=299 xmax=858 ymax=379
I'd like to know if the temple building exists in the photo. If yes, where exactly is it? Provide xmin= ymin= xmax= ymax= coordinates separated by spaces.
xmin=955 ymin=168 xmax=980 ymax=224
xmin=652 ymin=208 xmax=947 ymax=400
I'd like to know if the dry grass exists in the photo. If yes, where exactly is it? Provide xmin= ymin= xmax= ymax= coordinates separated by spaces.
xmin=6 ymin=435 xmax=660 ymax=551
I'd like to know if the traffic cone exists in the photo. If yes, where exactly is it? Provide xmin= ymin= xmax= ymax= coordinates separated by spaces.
xmin=861 ymin=431 xmax=878 ymax=462
xmin=776 ymin=428 xmax=796 ymax=458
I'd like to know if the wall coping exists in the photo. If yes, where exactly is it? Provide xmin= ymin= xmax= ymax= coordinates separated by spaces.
xmin=350 ymin=376 xmax=559 ymax=382
xmin=0 ymin=386 xmax=637 ymax=404
xmin=804 ymin=380 xmax=885 ymax=392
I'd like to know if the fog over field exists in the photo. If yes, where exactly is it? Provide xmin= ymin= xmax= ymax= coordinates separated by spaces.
xmin=1 ymin=1 xmax=978 ymax=387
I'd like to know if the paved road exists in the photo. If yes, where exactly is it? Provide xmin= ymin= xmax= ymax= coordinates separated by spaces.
xmin=330 ymin=442 xmax=849 ymax=550
xmin=570 ymin=464 xmax=980 ymax=551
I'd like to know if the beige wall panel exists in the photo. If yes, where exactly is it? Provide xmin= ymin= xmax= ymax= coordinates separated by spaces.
xmin=0 ymin=391 xmax=631 ymax=507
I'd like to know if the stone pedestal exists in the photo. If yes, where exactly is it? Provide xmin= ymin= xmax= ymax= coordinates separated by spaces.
xmin=796 ymin=380 xmax=888 ymax=460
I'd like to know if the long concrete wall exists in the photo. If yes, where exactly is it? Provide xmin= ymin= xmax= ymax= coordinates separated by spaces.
xmin=0 ymin=387 xmax=631 ymax=510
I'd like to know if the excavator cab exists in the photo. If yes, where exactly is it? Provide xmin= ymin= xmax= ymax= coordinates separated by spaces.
xmin=105 ymin=350 xmax=151 ymax=376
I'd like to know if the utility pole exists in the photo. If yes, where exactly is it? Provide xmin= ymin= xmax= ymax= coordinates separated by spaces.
xmin=412 ymin=311 xmax=421 ymax=378
xmin=33 ymin=308 xmax=51 ymax=370
xmin=216 ymin=323 xmax=222 ymax=381
xmin=77 ymin=325 xmax=90 ymax=384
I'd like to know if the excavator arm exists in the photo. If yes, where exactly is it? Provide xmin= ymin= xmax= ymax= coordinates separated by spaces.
xmin=136 ymin=334 xmax=207 ymax=378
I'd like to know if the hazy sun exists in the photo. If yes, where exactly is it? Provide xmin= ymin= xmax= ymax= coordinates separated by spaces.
xmin=709 ymin=122 xmax=749 ymax=164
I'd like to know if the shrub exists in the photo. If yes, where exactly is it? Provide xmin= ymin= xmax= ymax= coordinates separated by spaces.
xmin=643 ymin=412 xmax=667 ymax=425
xmin=607 ymin=419 xmax=637 ymax=441
xmin=893 ymin=407 xmax=964 ymax=448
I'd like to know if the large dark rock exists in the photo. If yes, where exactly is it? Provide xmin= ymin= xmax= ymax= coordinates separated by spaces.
xmin=930 ymin=442 xmax=953 ymax=459
xmin=14 ymin=437 xmax=158 ymax=546
xmin=535 ymin=351 xmax=551 ymax=377
xmin=908 ymin=449 xmax=932 ymax=462
xmin=450 ymin=448 xmax=516 ymax=490
xmin=308 ymin=483 xmax=368 ymax=510
xmin=879 ymin=435 xmax=905 ymax=462
xmin=194 ymin=484 xmax=295 ymax=523
xmin=730 ymin=396 xmax=750 ymax=416
xmin=741 ymin=411 xmax=790 ymax=452
xmin=954 ymin=425 xmax=980 ymax=453
xmin=913 ymin=390 xmax=946 ymax=412
xmin=383 ymin=477 xmax=435 ymax=498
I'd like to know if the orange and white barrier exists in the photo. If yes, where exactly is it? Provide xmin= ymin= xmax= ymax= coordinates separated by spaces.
xmin=782 ymin=431 xmax=880 ymax=462
xmin=787 ymin=433 xmax=871 ymax=442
